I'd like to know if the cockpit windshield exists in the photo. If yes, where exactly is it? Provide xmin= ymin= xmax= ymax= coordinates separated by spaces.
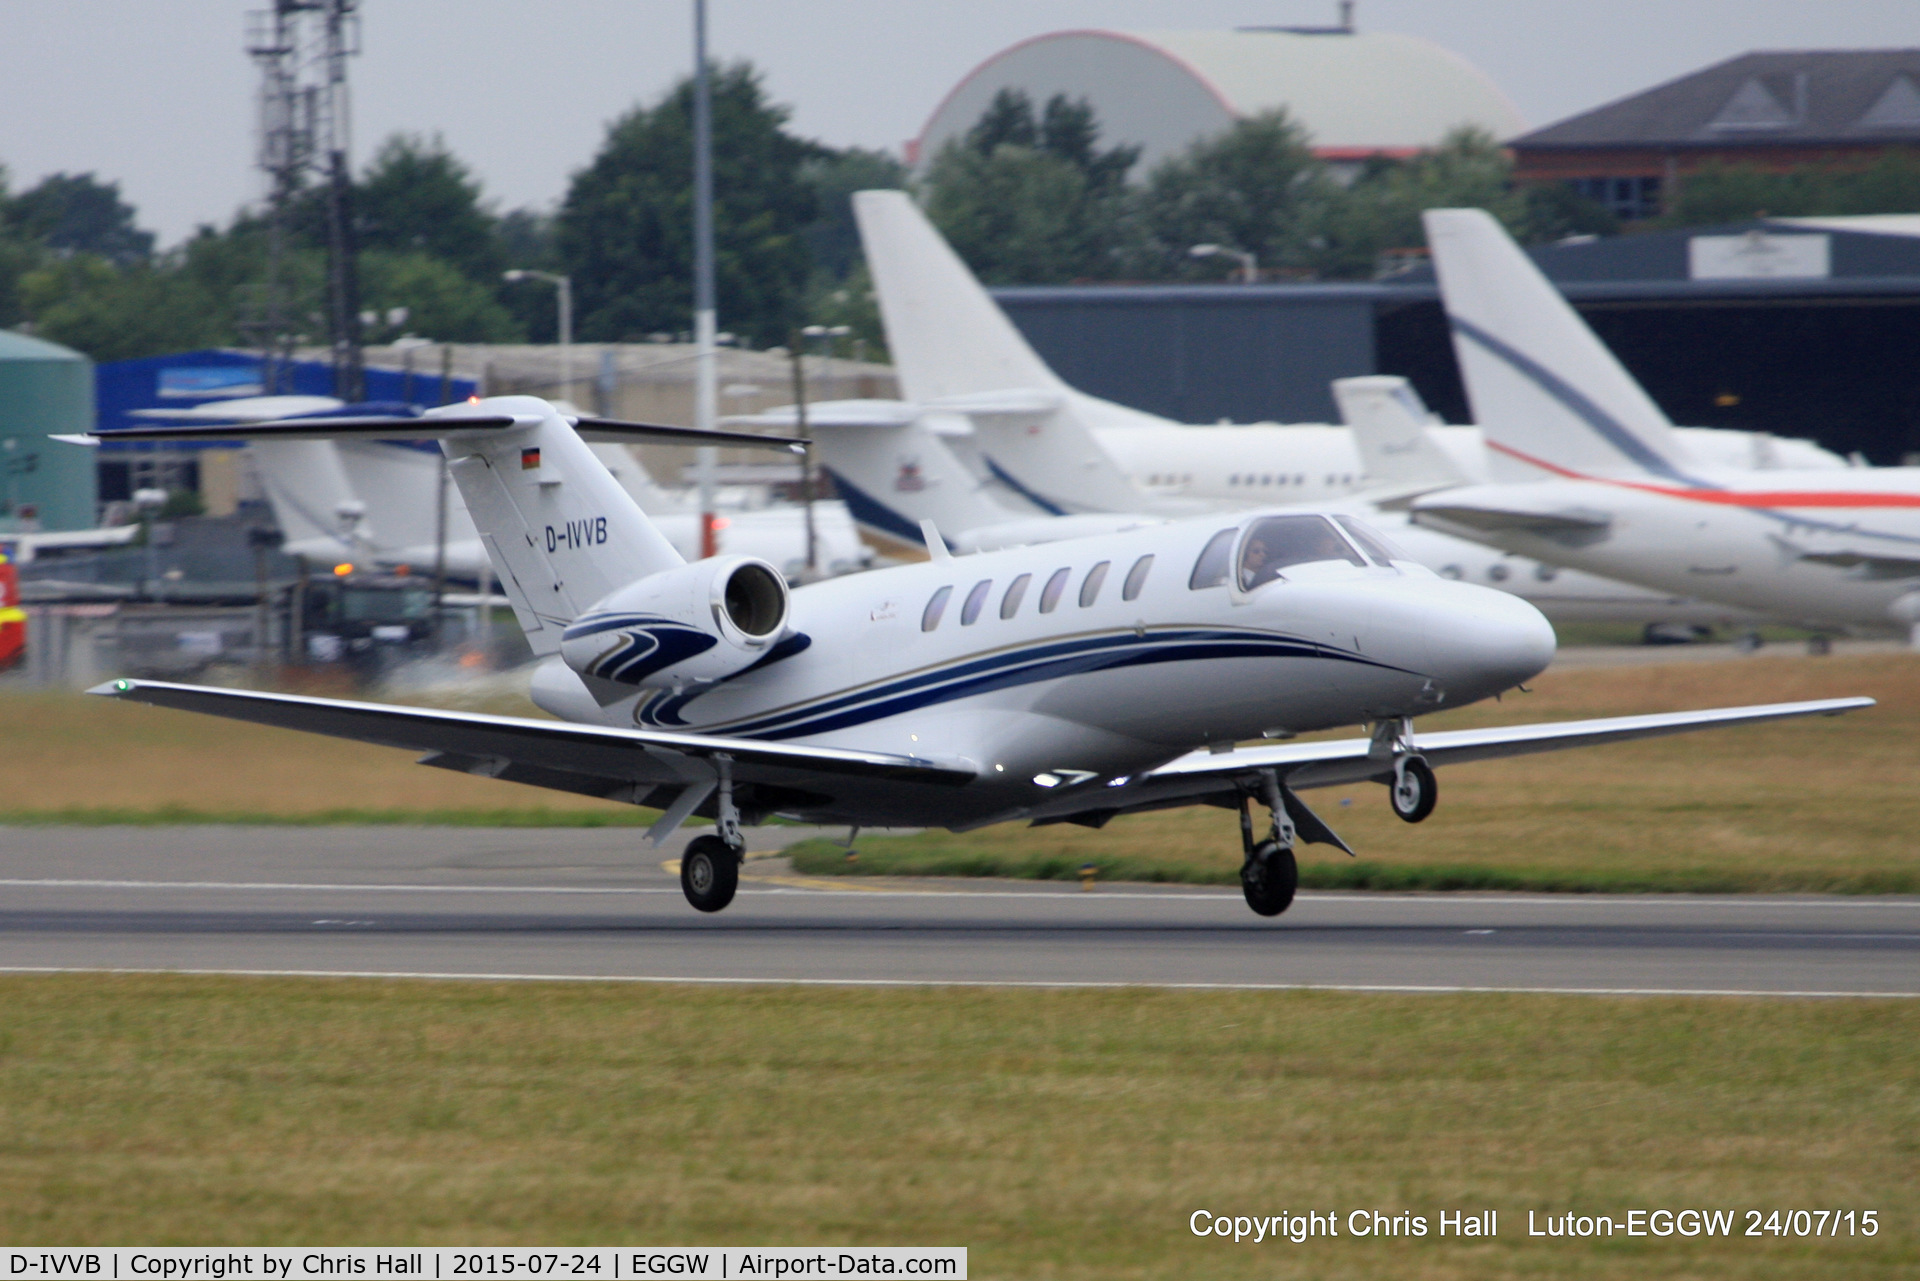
xmin=1334 ymin=515 xmax=1408 ymax=566
xmin=1238 ymin=515 xmax=1366 ymax=590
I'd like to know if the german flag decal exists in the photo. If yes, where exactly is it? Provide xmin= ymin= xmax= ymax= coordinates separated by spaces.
xmin=520 ymin=447 xmax=541 ymax=470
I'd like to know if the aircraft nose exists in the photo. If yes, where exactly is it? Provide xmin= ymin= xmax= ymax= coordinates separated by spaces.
xmin=1429 ymin=583 xmax=1556 ymax=699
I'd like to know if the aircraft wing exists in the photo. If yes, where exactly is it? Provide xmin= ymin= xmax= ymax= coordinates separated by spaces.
xmin=1413 ymin=500 xmax=1612 ymax=539
xmin=1792 ymin=549 xmax=1920 ymax=581
xmin=1019 ymin=697 xmax=1872 ymax=829
xmin=88 ymin=680 xmax=973 ymax=823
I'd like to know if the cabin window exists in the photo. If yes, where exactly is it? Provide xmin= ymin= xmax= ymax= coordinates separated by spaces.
xmin=1239 ymin=515 xmax=1366 ymax=590
xmin=1334 ymin=515 xmax=1406 ymax=566
xmin=960 ymin=579 xmax=992 ymax=625
xmin=1189 ymin=528 xmax=1239 ymax=589
xmin=1079 ymin=561 xmax=1110 ymax=607
xmin=1122 ymin=554 xmax=1153 ymax=601
xmin=921 ymin=586 xmax=953 ymax=632
xmin=1038 ymin=567 xmax=1070 ymax=613
xmin=1001 ymin=572 xmax=1031 ymax=619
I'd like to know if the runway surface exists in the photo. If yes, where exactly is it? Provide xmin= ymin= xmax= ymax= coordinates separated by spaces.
xmin=1 ymin=827 xmax=1915 ymax=996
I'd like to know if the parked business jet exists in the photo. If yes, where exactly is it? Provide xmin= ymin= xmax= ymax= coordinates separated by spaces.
xmin=1410 ymin=208 xmax=1920 ymax=640
xmin=79 ymin=398 xmax=1867 ymax=915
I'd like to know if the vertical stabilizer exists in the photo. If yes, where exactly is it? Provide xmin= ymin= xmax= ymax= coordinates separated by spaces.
xmin=853 ymin=190 xmax=1066 ymax=402
xmin=252 ymin=440 xmax=367 ymax=559
xmin=768 ymin=400 xmax=1026 ymax=556
xmin=1333 ymin=376 xmax=1470 ymax=491
xmin=439 ymin=398 xmax=683 ymax=652
xmin=1423 ymin=208 xmax=1698 ymax=481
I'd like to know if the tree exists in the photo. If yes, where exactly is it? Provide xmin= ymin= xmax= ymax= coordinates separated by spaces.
xmin=921 ymin=90 xmax=1139 ymax=283
xmin=19 ymin=254 xmax=227 ymax=362
xmin=358 ymin=251 xmax=521 ymax=343
xmin=1300 ymin=126 xmax=1519 ymax=278
xmin=558 ymin=62 xmax=818 ymax=347
xmin=1660 ymin=150 xmax=1920 ymax=227
xmin=1131 ymin=110 xmax=1327 ymax=280
xmin=5 ymin=171 xmax=153 ymax=264
xmin=355 ymin=134 xmax=505 ymax=284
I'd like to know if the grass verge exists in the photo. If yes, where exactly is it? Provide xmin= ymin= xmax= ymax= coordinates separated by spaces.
xmin=0 ymin=974 xmax=1911 ymax=1278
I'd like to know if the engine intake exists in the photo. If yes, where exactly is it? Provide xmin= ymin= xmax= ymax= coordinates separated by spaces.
xmin=560 ymin=556 xmax=790 ymax=688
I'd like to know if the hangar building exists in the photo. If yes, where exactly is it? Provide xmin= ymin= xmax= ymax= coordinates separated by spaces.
xmin=911 ymin=25 xmax=1526 ymax=174
xmin=1512 ymin=49 xmax=1920 ymax=222
xmin=991 ymin=218 xmax=1920 ymax=464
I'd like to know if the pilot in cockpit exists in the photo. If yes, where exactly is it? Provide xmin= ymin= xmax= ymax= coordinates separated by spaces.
xmin=1238 ymin=515 xmax=1369 ymax=590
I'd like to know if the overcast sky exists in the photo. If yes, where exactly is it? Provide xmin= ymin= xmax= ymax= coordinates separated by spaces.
xmin=5 ymin=0 xmax=1917 ymax=247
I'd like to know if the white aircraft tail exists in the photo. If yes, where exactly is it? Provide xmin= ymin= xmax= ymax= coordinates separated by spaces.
xmin=1423 ymin=208 xmax=1698 ymax=482
xmin=853 ymin=190 xmax=1066 ymax=403
xmin=1332 ymin=376 xmax=1471 ymax=492
xmin=250 ymin=440 xmax=366 ymax=559
xmin=740 ymin=400 xmax=1025 ymax=558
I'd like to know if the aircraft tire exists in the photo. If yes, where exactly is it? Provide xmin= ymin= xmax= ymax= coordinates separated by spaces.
xmin=1390 ymin=756 xmax=1437 ymax=823
xmin=1241 ymin=842 xmax=1297 ymax=917
xmin=681 ymin=834 xmax=740 ymax=913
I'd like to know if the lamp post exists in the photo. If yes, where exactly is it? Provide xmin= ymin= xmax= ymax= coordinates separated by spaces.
xmin=1189 ymin=243 xmax=1258 ymax=284
xmin=503 ymin=270 xmax=573 ymax=404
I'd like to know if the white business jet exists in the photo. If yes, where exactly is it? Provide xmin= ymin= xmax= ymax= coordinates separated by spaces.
xmin=1410 ymin=208 xmax=1920 ymax=640
xmin=77 ymin=398 xmax=1867 ymax=916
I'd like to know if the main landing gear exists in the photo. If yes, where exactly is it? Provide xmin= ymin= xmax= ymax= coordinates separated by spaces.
xmin=1238 ymin=772 xmax=1299 ymax=917
xmin=680 ymin=753 xmax=746 ymax=913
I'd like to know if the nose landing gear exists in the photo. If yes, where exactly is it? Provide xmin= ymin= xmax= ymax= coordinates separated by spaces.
xmin=1390 ymin=755 xmax=1437 ymax=823
xmin=1373 ymin=717 xmax=1437 ymax=823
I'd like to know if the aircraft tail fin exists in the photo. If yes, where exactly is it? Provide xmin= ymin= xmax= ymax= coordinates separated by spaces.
xmin=732 ymin=400 xmax=1026 ymax=558
xmin=1333 ymin=376 xmax=1471 ymax=492
xmin=853 ymin=190 xmax=1066 ymax=403
xmin=1423 ymin=208 xmax=1698 ymax=482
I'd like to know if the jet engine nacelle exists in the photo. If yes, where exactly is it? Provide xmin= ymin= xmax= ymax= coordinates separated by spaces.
xmin=560 ymin=555 xmax=790 ymax=688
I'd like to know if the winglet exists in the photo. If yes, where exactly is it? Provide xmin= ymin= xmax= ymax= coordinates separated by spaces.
xmin=920 ymin=519 xmax=952 ymax=562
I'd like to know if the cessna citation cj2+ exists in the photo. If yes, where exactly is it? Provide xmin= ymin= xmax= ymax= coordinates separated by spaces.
xmin=78 ymin=398 xmax=1870 ymax=916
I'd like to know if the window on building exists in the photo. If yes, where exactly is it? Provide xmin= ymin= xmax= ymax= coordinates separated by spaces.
xmin=1569 ymin=176 xmax=1662 ymax=221
xmin=921 ymin=586 xmax=952 ymax=632
xmin=1122 ymin=555 xmax=1154 ymax=601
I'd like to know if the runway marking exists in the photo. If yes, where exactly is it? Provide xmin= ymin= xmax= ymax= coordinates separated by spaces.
xmin=2 ymin=878 xmax=1916 ymax=907
xmin=0 ymin=965 xmax=1914 ymax=999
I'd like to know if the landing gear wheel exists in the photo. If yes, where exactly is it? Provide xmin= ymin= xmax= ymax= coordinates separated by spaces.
xmin=1390 ymin=756 xmax=1437 ymax=824
xmin=681 ymin=834 xmax=740 ymax=913
xmin=1240 ymin=841 xmax=1298 ymax=917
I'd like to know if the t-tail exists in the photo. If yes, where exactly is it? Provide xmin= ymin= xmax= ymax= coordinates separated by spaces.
xmin=78 ymin=396 xmax=803 ymax=658
xmin=1332 ymin=375 xmax=1472 ymax=496
xmin=1422 ymin=208 xmax=1699 ymax=483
